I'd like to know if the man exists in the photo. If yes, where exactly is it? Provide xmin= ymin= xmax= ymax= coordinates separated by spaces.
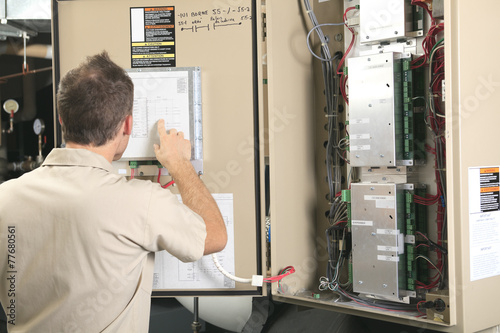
xmin=0 ymin=51 xmax=227 ymax=332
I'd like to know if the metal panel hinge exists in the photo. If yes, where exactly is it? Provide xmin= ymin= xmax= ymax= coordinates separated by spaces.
xmin=262 ymin=12 xmax=266 ymax=41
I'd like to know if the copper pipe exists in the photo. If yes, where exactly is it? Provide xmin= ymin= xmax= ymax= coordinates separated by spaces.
xmin=0 ymin=66 xmax=52 ymax=83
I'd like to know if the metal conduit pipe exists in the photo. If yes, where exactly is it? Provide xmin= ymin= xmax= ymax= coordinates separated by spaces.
xmin=0 ymin=42 xmax=52 ymax=59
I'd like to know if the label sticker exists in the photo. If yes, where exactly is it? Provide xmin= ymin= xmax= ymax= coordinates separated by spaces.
xmin=364 ymin=195 xmax=395 ymax=201
xmin=479 ymin=167 xmax=500 ymax=212
xmin=130 ymin=7 xmax=176 ymax=68
xmin=377 ymin=255 xmax=399 ymax=262
xmin=377 ymin=229 xmax=398 ymax=235
xmin=350 ymin=145 xmax=370 ymax=151
xmin=364 ymin=195 xmax=395 ymax=209
xmin=377 ymin=245 xmax=398 ymax=252
xmin=118 ymin=169 xmax=127 ymax=175
xmin=351 ymin=133 xmax=370 ymax=140
xmin=350 ymin=118 xmax=370 ymax=125
xmin=352 ymin=220 xmax=373 ymax=226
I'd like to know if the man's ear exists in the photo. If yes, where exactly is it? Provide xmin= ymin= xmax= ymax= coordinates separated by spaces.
xmin=123 ymin=115 xmax=133 ymax=136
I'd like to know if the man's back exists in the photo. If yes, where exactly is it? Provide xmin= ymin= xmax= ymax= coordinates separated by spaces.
xmin=0 ymin=51 xmax=226 ymax=332
xmin=0 ymin=148 xmax=206 ymax=332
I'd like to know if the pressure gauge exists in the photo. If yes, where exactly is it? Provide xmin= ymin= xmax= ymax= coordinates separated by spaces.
xmin=33 ymin=118 xmax=45 ymax=135
xmin=3 ymin=99 xmax=19 ymax=114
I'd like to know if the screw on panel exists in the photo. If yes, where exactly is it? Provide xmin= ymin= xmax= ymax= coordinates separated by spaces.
xmin=335 ymin=33 xmax=343 ymax=42
xmin=358 ymin=281 xmax=363 ymax=284
xmin=383 ymin=284 xmax=388 ymax=288
xmin=394 ymin=31 xmax=398 ymax=35
xmin=355 ymin=155 xmax=360 ymax=158
xmin=370 ymin=187 xmax=375 ymax=190
xmin=366 ymin=36 xmax=370 ymax=39
xmin=382 ymin=177 xmax=387 ymax=180
xmin=368 ymin=169 xmax=372 ymax=172
xmin=371 ymin=232 xmax=376 ymax=236
xmin=380 ymin=154 xmax=384 ymax=158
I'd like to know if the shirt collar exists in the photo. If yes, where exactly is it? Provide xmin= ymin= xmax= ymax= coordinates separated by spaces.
xmin=42 ymin=148 xmax=114 ymax=173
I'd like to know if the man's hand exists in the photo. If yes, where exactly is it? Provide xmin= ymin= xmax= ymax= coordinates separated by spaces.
xmin=154 ymin=119 xmax=191 ymax=174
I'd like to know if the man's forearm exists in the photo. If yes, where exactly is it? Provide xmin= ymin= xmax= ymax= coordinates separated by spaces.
xmin=170 ymin=160 xmax=228 ymax=254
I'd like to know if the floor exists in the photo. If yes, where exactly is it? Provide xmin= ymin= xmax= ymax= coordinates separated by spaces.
xmin=1 ymin=298 xmax=442 ymax=333
xmin=149 ymin=298 xmax=441 ymax=333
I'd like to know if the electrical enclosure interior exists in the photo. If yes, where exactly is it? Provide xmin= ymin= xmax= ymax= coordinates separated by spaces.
xmin=51 ymin=0 xmax=500 ymax=332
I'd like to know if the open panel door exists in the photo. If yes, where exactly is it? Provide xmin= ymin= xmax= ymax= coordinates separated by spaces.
xmin=52 ymin=0 xmax=266 ymax=297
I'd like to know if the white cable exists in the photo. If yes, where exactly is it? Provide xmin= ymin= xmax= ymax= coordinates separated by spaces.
xmin=211 ymin=253 xmax=252 ymax=284
xmin=306 ymin=23 xmax=345 ymax=62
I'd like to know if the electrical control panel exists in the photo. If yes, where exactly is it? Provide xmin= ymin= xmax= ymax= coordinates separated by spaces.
xmin=267 ymin=0 xmax=500 ymax=332
xmin=351 ymin=183 xmax=410 ymax=302
xmin=345 ymin=0 xmax=439 ymax=311
xmin=349 ymin=52 xmax=406 ymax=167
xmin=51 ymin=0 xmax=500 ymax=331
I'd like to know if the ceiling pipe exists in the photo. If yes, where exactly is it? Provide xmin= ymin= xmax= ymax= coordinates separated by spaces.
xmin=0 ymin=42 xmax=52 ymax=59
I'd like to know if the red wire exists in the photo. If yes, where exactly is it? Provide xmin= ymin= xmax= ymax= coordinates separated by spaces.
xmin=264 ymin=266 xmax=295 ymax=283
xmin=337 ymin=7 xmax=357 ymax=75
xmin=130 ymin=168 xmax=135 ymax=179
xmin=417 ymin=300 xmax=426 ymax=315
xmin=341 ymin=74 xmax=349 ymax=105
xmin=411 ymin=0 xmax=436 ymax=25
xmin=157 ymin=168 xmax=175 ymax=188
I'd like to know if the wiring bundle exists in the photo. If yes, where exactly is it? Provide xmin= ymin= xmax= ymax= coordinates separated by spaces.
xmin=412 ymin=4 xmax=447 ymax=292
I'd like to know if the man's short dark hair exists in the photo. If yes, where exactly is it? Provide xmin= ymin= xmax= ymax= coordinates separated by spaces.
xmin=57 ymin=51 xmax=134 ymax=146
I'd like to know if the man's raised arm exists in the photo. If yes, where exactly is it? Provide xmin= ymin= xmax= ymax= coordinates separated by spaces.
xmin=153 ymin=119 xmax=227 ymax=254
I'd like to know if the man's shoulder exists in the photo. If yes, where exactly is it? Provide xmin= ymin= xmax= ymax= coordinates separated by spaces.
xmin=0 ymin=169 xmax=39 ymax=188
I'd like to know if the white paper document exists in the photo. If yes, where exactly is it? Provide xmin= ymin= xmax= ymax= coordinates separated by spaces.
xmin=122 ymin=70 xmax=191 ymax=160
xmin=153 ymin=193 xmax=235 ymax=289
xmin=469 ymin=166 xmax=500 ymax=281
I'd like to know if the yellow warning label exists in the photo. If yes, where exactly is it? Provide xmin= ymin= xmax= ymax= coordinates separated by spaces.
xmin=132 ymin=42 xmax=175 ymax=47
xmin=481 ymin=187 xmax=500 ymax=193
xmin=145 ymin=7 xmax=173 ymax=12
xmin=481 ymin=167 xmax=500 ymax=174
xmin=132 ymin=54 xmax=175 ymax=59
xmin=145 ymin=25 xmax=174 ymax=29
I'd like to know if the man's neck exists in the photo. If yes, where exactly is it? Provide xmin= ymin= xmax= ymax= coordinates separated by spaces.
xmin=65 ymin=142 xmax=117 ymax=163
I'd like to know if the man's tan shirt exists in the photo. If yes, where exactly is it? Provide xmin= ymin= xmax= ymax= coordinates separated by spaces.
xmin=0 ymin=148 xmax=206 ymax=332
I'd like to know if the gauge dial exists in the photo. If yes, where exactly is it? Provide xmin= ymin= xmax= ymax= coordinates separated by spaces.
xmin=3 ymin=99 xmax=19 ymax=114
xmin=33 ymin=118 xmax=45 ymax=135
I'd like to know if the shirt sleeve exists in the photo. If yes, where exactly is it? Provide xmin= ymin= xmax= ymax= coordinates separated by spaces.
xmin=141 ymin=184 xmax=207 ymax=263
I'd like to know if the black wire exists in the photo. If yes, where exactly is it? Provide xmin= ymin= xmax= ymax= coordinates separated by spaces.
xmin=338 ymin=287 xmax=418 ymax=311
